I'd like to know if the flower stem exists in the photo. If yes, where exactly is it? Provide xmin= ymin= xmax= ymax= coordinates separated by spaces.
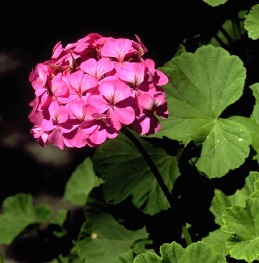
xmin=121 ymin=127 xmax=192 ymax=245
xmin=121 ymin=127 xmax=174 ymax=207
xmin=182 ymin=224 xmax=192 ymax=246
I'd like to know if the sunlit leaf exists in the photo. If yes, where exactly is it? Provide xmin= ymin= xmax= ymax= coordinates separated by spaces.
xmin=159 ymin=45 xmax=248 ymax=178
xmin=134 ymin=241 xmax=226 ymax=262
xmin=221 ymin=197 xmax=259 ymax=262
xmin=0 ymin=193 xmax=52 ymax=245
xmin=77 ymin=213 xmax=148 ymax=263
xmin=210 ymin=171 xmax=259 ymax=225
xmin=244 ymin=4 xmax=259 ymax=40
xmin=201 ymin=228 xmax=229 ymax=255
xmin=92 ymin=130 xmax=180 ymax=215
xmin=63 ymin=157 xmax=102 ymax=206
xmin=202 ymin=0 xmax=228 ymax=7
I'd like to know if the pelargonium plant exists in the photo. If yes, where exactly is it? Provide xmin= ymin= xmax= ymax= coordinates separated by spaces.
xmin=1 ymin=1 xmax=259 ymax=263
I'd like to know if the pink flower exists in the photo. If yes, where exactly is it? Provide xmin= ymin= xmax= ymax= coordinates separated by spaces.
xmin=28 ymin=33 xmax=169 ymax=149
xmin=88 ymin=80 xmax=135 ymax=130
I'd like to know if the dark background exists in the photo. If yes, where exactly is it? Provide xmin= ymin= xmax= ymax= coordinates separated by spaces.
xmin=0 ymin=0 xmax=257 ymax=262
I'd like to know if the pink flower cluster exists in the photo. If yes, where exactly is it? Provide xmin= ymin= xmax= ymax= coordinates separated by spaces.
xmin=28 ymin=33 xmax=169 ymax=149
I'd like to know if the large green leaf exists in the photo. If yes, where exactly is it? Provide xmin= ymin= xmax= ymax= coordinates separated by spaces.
xmin=159 ymin=45 xmax=248 ymax=178
xmin=63 ymin=157 xmax=102 ymax=206
xmin=92 ymin=131 xmax=180 ymax=215
xmin=77 ymin=213 xmax=148 ymax=263
xmin=244 ymin=4 xmax=259 ymax=40
xmin=134 ymin=241 xmax=226 ymax=262
xmin=0 ymin=193 xmax=52 ymax=245
xmin=221 ymin=197 xmax=259 ymax=262
xmin=210 ymin=171 xmax=259 ymax=226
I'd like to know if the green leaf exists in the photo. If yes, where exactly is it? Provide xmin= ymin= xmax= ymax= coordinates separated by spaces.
xmin=133 ymin=252 xmax=162 ymax=263
xmin=195 ymin=118 xmax=251 ymax=178
xmin=63 ymin=157 xmax=102 ymax=206
xmin=202 ymin=228 xmax=229 ymax=255
xmin=77 ymin=213 xmax=148 ymax=263
xmin=92 ymin=131 xmax=180 ymax=215
xmin=51 ymin=209 xmax=68 ymax=238
xmin=221 ymin=197 xmax=259 ymax=262
xmin=158 ymin=45 xmax=247 ymax=178
xmin=202 ymin=0 xmax=228 ymax=7
xmin=0 ymin=193 xmax=52 ymax=245
xmin=162 ymin=241 xmax=226 ymax=262
xmin=210 ymin=171 xmax=259 ymax=225
xmin=250 ymin=83 xmax=259 ymax=122
xmin=160 ymin=241 xmax=185 ymax=262
xmin=210 ymin=13 xmax=246 ymax=47
xmin=0 ymin=254 xmax=3 ymax=263
xmin=244 ymin=4 xmax=259 ymax=40
xmin=50 ymin=209 xmax=67 ymax=227
xmin=229 ymin=115 xmax=259 ymax=161
xmin=135 ymin=241 xmax=227 ymax=262
xmin=115 ymin=250 xmax=134 ymax=263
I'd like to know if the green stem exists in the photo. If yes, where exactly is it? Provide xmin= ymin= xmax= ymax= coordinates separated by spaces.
xmin=182 ymin=224 xmax=192 ymax=246
xmin=121 ymin=127 xmax=192 ymax=245
xmin=121 ymin=127 xmax=174 ymax=207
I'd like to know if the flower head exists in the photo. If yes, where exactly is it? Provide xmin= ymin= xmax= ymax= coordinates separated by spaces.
xmin=28 ymin=33 xmax=169 ymax=149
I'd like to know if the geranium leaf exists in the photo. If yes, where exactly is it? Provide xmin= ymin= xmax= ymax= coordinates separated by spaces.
xmin=92 ymin=131 xmax=180 ymax=215
xmin=202 ymin=228 xmax=229 ymax=255
xmin=133 ymin=252 xmax=162 ymax=263
xmin=134 ymin=241 xmax=227 ymax=262
xmin=115 ymin=249 xmax=134 ymax=263
xmin=250 ymin=83 xmax=259 ymax=122
xmin=158 ymin=45 xmax=247 ymax=178
xmin=63 ymin=157 xmax=102 ymax=206
xmin=210 ymin=13 xmax=246 ymax=47
xmin=202 ymin=0 xmax=228 ymax=7
xmin=210 ymin=171 xmax=259 ymax=225
xmin=195 ymin=118 xmax=251 ymax=178
xmin=244 ymin=4 xmax=259 ymax=40
xmin=221 ymin=197 xmax=259 ymax=262
xmin=0 ymin=193 xmax=52 ymax=245
xmin=229 ymin=115 xmax=259 ymax=161
xmin=77 ymin=213 xmax=148 ymax=263
xmin=162 ymin=241 xmax=226 ymax=262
